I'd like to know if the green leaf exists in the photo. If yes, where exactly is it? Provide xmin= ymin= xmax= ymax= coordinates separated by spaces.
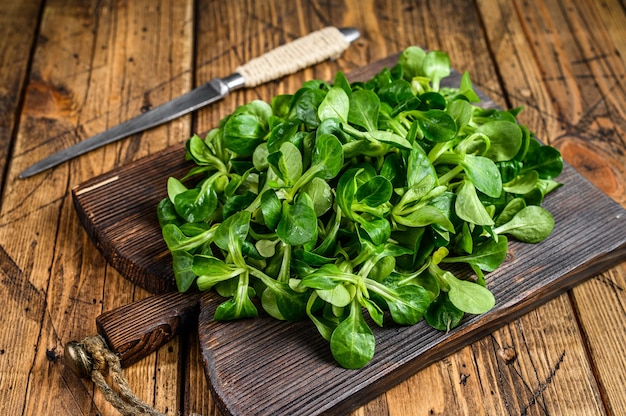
xmin=214 ymin=294 xmax=258 ymax=320
xmin=223 ymin=102 xmax=271 ymax=156
xmin=361 ymin=297 xmax=384 ymax=327
xmin=394 ymin=205 xmax=456 ymax=232
xmin=330 ymin=300 xmax=376 ymax=369
xmin=157 ymin=197 xmax=181 ymax=228
xmin=171 ymin=250 xmax=196 ymax=292
xmin=445 ymin=274 xmax=496 ymax=315
xmin=291 ymin=88 xmax=326 ymax=128
xmin=425 ymin=292 xmax=464 ymax=331
xmin=495 ymin=197 xmax=526 ymax=227
xmin=302 ymin=177 xmax=333 ymax=216
xmin=348 ymin=89 xmax=380 ymax=132
xmin=311 ymin=133 xmax=344 ymax=180
xmin=520 ymin=145 xmax=563 ymax=179
xmin=356 ymin=176 xmax=393 ymax=207
xmin=494 ymin=205 xmax=555 ymax=243
xmin=455 ymin=180 xmax=495 ymax=226
xmin=173 ymin=185 xmax=217 ymax=223
xmin=194 ymin=256 xmax=245 ymax=291
xmin=214 ymin=211 xmax=251 ymax=251
xmin=385 ymin=285 xmax=431 ymax=325
xmin=407 ymin=142 xmax=437 ymax=188
xmin=214 ymin=273 xmax=258 ymax=320
xmin=162 ymin=223 xmax=215 ymax=252
xmin=503 ymin=170 xmax=539 ymax=194
xmin=277 ymin=194 xmax=318 ymax=246
xmin=442 ymin=236 xmax=508 ymax=272
xmin=458 ymin=71 xmax=481 ymax=102
xmin=167 ymin=177 xmax=188 ymax=204
xmin=318 ymin=86 xmax=350 ymax=124
xmin=399 ymin=46 xmax=426 ymax=80
xmin=359 ymin=218 xmax=391 ymax=246
xmin=333 ymin=71 xmax=352 ymax=96
xmin=416 ymin=110 xmax=457 ymax=142
xmin=367 ymin=130 xmax=412 ymax=150
xmin=268 ymin=141 xmax=303 ymax=186
xmin=461 ymin=154 xmax=502 ymax=198
xmin=261 ymin=281 xmax=308 ymax=321
xmin=261 ymin=189 xmax=282 ymax=230
xmin=422 ymin=50 xmax=451 ymax=91
xmin=477 ymin=120 xmax=523 ymax=162
xmin=317 ymin=284 xmax=352 ymax=307
xmin=447 ymin=99 xmax=473 ymax=131
xmin=267 ymin=118 xmax=300 ymax=153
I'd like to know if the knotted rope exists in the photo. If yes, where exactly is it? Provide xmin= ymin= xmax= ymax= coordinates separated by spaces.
xmin=64 ymin=335 xmax=165 ymax=416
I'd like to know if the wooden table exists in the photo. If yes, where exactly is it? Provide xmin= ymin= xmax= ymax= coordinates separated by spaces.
xmin=1 ymin=0 xmax=625 ymax=415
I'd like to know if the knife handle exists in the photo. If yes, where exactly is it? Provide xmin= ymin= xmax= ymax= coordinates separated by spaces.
xmin=235 ymin=26 xmax=360 ymax=88
xmin=95 ymin=291 xmax=200 ymax=367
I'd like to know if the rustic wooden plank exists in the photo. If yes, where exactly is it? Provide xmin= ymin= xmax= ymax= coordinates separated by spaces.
xmin=479 ymin=1 xmax=626 ymax=415
xmin=0 ymin=1 xmax=42 ymax=185
xmin=0 ymin=3 xmax=43 ymax=413
xmin=96 ymin=291 xmax=200 ymax=367
xmin=0 ymin=1 xmax=106 ymax=414
xmin=0 ymin=0 xmax=194 ymax=415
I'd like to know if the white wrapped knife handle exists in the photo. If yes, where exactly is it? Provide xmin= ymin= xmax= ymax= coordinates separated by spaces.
xmin=235 ymin=27 xmax=359 ymax=87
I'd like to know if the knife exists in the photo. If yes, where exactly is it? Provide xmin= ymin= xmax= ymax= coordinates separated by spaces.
xmin=20 ymin=27 xmax=360 ymax=179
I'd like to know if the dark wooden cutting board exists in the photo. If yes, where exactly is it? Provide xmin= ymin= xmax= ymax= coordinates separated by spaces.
xmin=72 ymin=54 xmax=626 ymax=416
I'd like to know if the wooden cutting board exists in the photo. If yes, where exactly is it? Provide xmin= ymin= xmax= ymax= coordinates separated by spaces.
xmin=72 ymin=54 xmax=626 ymax=416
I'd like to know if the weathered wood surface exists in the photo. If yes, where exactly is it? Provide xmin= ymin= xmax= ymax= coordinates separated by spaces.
xmin=1 ymin=1 xmax=625 ymax=416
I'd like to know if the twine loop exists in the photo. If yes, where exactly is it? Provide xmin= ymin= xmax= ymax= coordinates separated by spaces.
xmin=64 ymin=335 xmax=165 ymax=416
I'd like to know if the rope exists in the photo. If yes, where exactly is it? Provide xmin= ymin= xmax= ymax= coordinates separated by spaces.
xmin=235 ymin=27 xmax=350 ymax=87
xmin=65 ymin=335 xmax=165 ymax=416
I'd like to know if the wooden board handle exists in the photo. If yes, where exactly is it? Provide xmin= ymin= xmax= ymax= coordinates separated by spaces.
xmin=96 ymin=291 xmax=200 ymax=367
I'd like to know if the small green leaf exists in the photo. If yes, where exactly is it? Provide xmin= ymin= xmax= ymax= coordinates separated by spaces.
xmin=443 ymin=272 xmax=495 ymax=314
xmin=477 ymin=120 xmax=523 ymax=162
xmin=461 ymin=154 xmax=503 ymax=198
xmin=385 ymin=285 xmax=431 ymax=325
xmin=214 ymin=211 xmax=251 ymax=251
xmin=348 ymin=89 xmax=379 ymax=132
xmin=277 ymin=195 xmax=318 ymax=246
xmin=318 ymin=86 xmax=350 ymax=123
xmin=171 ymin=250 xmax=196 ymax=292
xmin=330 ymin=300 xmax=376 ymax=369
xmin=311 ymin=133 xmax=344 ymax=180
xmin=442 ymin=236 xmax=508 ymax=272
xmin=494 ymin=205 xmax=555 ymax=243
xmin=425 ymin=292 xmax=464 ymax=331
xmin=317 ymin=284 xmax=352 ymax=307
xmin=356 ymin=176 xmax=393 ymax=207
xmin=261 ymin=189 xmax=282 ymax=230
xmin=455 ymin=180 xmax=495 ymax=226
xmin=503 ymin=170 xmax=540 ymax=194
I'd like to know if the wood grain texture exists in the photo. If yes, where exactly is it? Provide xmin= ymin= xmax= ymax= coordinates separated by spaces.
xmin=96 ymin=291 xmax=200 ymax=367
xmin=0 ymin=1 xmax=42 ymax=185
xmin=1 ymin=0 xmax=194 ymax=415
xmin=2 ymin=1 xmax=626 ymax=416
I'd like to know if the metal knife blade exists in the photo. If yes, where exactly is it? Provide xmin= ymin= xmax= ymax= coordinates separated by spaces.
xmin=20 ymin=27 xmax=360 ymax=178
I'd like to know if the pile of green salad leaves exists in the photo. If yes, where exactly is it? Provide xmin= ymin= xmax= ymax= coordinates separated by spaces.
xmin=157 ymin=46 xmax=563 ymax=369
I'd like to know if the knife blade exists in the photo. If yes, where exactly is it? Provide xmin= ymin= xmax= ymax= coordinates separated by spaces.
xmin=20 ymin=27 xmax=360 ymax=178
